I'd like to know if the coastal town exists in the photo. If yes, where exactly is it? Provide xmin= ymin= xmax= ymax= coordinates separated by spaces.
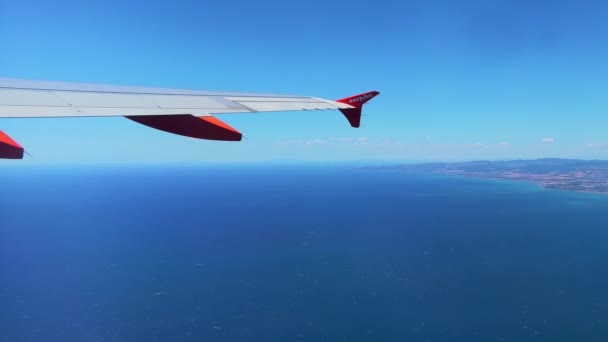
xmin=371 ymin=159 xmax=608 ymax=195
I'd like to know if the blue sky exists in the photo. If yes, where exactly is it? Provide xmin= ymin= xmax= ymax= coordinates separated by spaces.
xmin=1 ymin=0 xmax=608 ymax=163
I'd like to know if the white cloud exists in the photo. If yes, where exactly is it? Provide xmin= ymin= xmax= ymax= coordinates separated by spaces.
xmin=304 ymin=139 xmax=327 ymax=145
xmin=276 ymin=139 xmax=328 ymax=146
xmin=277 ymin=137 xmax=366 ymax=147
xmin=354 ymin=137 xmax=369 ymax=146
xmin=276 ymin=140 xmax=300 ymax=145
xmin=277 ymin=137 xmax=405 ymax=149
xmin=376 ymin=138 xmax=404 ymax=147
xmin=329 ymin=137 xmax=353 ymax=142
xmin=497 ymin=141 xmax=510 ymax=147
xmin=541 ymin=138 xmax=555 ymax=143
xmin=585 ymin=143 xmax=606 ymax=148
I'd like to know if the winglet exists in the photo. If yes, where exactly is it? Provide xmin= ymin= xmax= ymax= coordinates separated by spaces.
xmin=0 ymin=130 xmax=24 ymax=159
xmin=335 ymin=91 xmax=380 ymax=128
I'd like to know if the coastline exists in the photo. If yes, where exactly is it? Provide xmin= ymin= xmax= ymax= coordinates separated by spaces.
xmin=364 ymin=159 xmax=608 ymax=198
xmin=428 ymin=170 xmax=608 ymax=197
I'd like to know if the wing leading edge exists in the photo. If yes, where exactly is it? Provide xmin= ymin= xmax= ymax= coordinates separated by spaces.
xmin=0 ymin=78 xmax=379 ymax=159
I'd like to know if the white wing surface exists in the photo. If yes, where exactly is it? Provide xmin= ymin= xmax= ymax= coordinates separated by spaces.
xmin=0 ymin=77 xmax=379 ymax=159
xmin=0 ymin=78 xmax=356 ymax=118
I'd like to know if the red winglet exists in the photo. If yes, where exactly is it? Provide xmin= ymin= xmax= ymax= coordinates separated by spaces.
xmin=0 ymin=130 xmax=24 ymax=159
xmin=335 ymin=91 xmax=380 ymax=128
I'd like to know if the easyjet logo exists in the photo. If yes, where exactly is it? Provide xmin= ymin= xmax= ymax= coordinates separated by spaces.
xmin=349 ymin=93 xmax=375 ymax=104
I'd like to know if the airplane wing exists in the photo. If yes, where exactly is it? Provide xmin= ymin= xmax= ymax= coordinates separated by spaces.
xmin=0 ymin=77 xmax=380 ymax=159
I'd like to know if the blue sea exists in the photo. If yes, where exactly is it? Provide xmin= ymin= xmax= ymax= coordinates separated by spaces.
xmin=2 ymin=164 xmax=608 ymax=341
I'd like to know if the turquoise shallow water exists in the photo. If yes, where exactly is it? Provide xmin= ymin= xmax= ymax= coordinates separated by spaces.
xmin=1 ymin=164 xmax=608 ymax=341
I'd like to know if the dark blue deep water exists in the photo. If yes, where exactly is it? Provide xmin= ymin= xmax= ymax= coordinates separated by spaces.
xmin=2 ymin=164 xmax=608 ymax=341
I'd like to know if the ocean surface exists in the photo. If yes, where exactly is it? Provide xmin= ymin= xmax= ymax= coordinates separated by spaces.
xmin=2 ymin=164 xmax=608 ymax=341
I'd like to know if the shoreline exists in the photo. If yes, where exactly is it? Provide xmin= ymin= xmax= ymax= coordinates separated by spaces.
xmin=363 ymin=159 xmax=608 ymax=197
xmin=432 ymin=171 xmax=608 ymax=196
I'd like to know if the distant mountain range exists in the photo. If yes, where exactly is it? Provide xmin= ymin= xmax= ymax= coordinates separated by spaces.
xmin=367 ymin=159 xmax=608 ymax=194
